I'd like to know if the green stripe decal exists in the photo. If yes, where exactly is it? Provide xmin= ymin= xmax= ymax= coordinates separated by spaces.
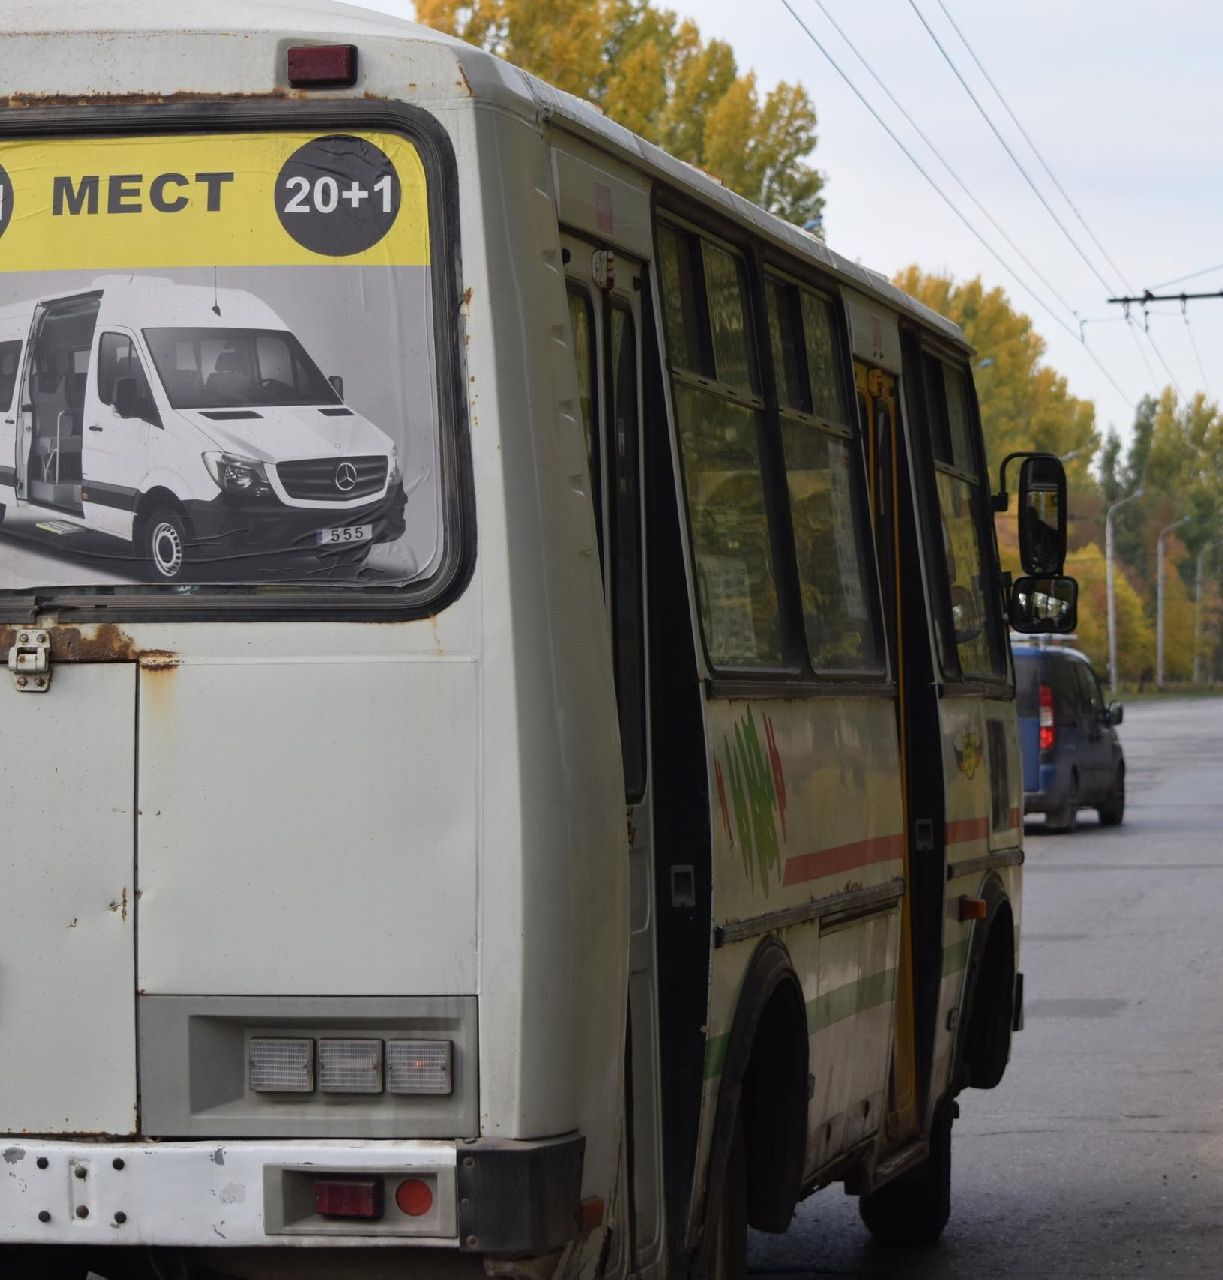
xmin=702 ymin=969 xmax=897 ymax=1080
xmin=943 ymin=938 xmax=971 ymax=976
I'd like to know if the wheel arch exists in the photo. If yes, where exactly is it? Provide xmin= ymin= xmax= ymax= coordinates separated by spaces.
xmin=953 ymin=874 xmax=1016 ymax=1092
xmin=694 ymin=936 xmax=809 ymax=1269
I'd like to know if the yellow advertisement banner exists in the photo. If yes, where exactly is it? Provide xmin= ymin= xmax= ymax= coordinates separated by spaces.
xmin=0 ymin=131 xmax=430 ymax=271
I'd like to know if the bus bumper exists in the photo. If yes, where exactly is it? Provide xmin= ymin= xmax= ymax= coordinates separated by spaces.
xmin=0 ymin=1136 xmax=583 ymax=1252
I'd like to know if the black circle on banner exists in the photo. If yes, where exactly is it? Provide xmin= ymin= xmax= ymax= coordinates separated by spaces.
xmin=0 ymin=164 xmax=13 ymax=242
xmin=275 ymin=135 xmax=401 ymax=257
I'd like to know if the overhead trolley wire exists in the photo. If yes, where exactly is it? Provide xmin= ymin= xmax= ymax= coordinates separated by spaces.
xmin=1150 ymin=262 xmax=1223 ymax=291
xmin=773 ymin=0 xmax=1136 ymax=410
xmin=932 ymin=0 xmax=1138 ymax=296
xmin=803 ymin=0 xmax=1082 ymax=328
xmin=910 ymin=0 xmax=1184 ymax=401
xmin=1181 ymin=307 xmax=1211 ymax=397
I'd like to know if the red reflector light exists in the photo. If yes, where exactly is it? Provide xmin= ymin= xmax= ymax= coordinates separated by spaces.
xmin=395 ymin=1178 xmax=434 ymax=1218
xmin=314 ymin=1178 xmax=384 ymax=1220
xmin=288 ymin=44 xmax=359 ymax=88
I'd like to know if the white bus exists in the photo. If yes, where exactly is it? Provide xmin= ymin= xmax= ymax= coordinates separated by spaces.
xmin=0 ymin=4 xmax=1075 ymax=1279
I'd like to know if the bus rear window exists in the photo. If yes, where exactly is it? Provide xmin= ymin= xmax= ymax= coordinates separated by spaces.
xmin=0 ymin=125 xmax=454 ymax=606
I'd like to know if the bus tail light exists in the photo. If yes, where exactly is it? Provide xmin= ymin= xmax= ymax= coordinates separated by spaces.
xmin=385 ymin=1040 xmax=453 ymax=1095
xmin=1038 ymin=682 xmax=1055 ymax=752
xmin=314 ymin=1178 xmax=384 ymax=1220
xmin=318 ymin=1039 xmax=383 ymax=1094
xmin=249 ymin=1038 xmax=314 ymax=1093
xmin=394 ymin=1178 xmax=434 ymax=1217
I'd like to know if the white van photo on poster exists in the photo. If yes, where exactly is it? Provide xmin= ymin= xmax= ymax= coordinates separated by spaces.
xmin=0 ymin=130 xmax=441 ymax=590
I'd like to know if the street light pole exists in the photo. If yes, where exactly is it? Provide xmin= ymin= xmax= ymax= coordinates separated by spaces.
xmin=1193 ymin=539 xmax=1223 ymax=685
xmin=1157 ymin=517 xmax=1189 ymax=689
xmin=1105 ymin=487 xmax=1143 ymax=697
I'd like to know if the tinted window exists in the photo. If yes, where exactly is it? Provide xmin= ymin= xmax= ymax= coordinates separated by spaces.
xmin=142 ymin=327 xmax=340 ymax=409
xmin=1013 ymin=652 xmax=1039 ymax=714
xmin=97 ymin=331 xmax=154 ymax=408
xmin=0 ymin=341 xmax=21 ymax=411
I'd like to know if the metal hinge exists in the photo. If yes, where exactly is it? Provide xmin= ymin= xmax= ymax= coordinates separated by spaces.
xmin=591 ymin=250 xmax=616 ymax=291
xmin=8 ymin=629 xmax=51 ymax=692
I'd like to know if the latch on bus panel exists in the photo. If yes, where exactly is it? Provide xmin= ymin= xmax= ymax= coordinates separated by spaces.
xmin=8 ymin=630 xmax=51 ymax=692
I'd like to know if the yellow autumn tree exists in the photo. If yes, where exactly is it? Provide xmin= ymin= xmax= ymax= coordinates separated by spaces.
xmin=1064 ymin=542 xmax=1154 ymax=685
xmin=412 ymin=0 xmax=825 ymax=225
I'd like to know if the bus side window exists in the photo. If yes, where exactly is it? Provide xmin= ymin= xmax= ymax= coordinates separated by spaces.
xmin=660 ymin=222 xmax=782 ymax=670
xmin=567 ymin=287 xmax=603 ymax=572
xmin=923 ymin=355 xmax=1004 ymax=679
xmin=0 ymin=340 xmax=20 ymax=412
xmin=768 ymin=278 xmax=882 ymax=674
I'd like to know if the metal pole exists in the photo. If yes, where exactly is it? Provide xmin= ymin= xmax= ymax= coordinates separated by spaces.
xmin=1157 ymin=517 xmax=1189 ymax=689
xmin=1195 ymin=546 xmax=1206 ymax=685
xmin=1105 ymin=488 xmax=1143 ymax=698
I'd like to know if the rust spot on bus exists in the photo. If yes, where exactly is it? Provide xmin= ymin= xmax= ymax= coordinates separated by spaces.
xmin=1 ymin=89 xmax=291 ymax=110
xmin=139 ymin=651 xmax=181 ymax=672
xmin=0 ymin=623 xmax=180 ymax=668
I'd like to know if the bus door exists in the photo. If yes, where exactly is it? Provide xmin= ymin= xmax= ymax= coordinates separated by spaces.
xmin=563 ymin=235 xmax=663 ymax=1274
xmin=855 ymin=359 xmax=919 ymax=1144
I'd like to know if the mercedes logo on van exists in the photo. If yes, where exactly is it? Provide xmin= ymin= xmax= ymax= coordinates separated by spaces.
xmin=335 ymin=462 xmax=358 ymax=492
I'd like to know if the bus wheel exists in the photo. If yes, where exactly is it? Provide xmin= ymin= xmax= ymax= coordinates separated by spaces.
xmin=710 ymin=1114 xmax=748 ymax=1280
xmin=858 ymin=1101 xmax=952 ymax=1248
xmin=141 ymin=506 xmax=192 ymax=582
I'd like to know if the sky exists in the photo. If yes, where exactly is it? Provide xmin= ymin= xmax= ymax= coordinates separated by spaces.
xmin=362 ymin=0 xmax=1223 ymax=452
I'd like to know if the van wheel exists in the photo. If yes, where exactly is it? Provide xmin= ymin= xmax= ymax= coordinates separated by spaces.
xmin=710 ymin=1115 xmax=747 ymax=1280
xmin=141 ymin=506 xmax=192 ymax=582
xmin=1098 ymin=766 xmax=1125 ymax=827
xmin=1046 ymin=771 xmax=1079 ymax=833
xmin=859 ymin=1100 xmax=952 ymax=1248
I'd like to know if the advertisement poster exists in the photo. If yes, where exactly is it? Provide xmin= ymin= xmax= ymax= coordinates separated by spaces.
xmin=0 ymin=130 xmax=441 ymax=588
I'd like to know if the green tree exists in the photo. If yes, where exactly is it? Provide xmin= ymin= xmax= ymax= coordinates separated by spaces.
xmin=893 ymin=268 xmax=1099 ymax=487
xmin=412 ymin=0 xmax=825 ymax=225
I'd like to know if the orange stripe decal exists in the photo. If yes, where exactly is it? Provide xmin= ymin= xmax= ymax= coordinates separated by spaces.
xmin=945 ymin=817 xmax=989 ymax=846
xmin=782 ymin=834 xmax=905 ymax=886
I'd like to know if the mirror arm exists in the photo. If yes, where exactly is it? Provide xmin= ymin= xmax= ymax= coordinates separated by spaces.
xmin=992 ymin=449 xmax=1061 ymax=512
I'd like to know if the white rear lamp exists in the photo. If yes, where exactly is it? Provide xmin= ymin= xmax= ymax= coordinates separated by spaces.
xmin=249 ymin=1037 xmax=314 ymax=1093
xmin=318 ymin=1038 xmax=384 ymax=1094
xmin=385 ymin=1040 xmax=453 ymax=1095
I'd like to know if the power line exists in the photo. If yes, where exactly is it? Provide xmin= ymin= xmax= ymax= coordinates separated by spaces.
xmin=802 ymin=0 xmax=1082 ymax=327
xmin=907 ymin=0 xmax=1118 ymax=296
xmin=911 ymin=0 xmax=1185 ymax=402
xmin=1150 ymin=262 xmax=1223 ymax=291
xmin=1182 ymin=308 xmax=1211 ymax=397
xmin=770 ymin=0 xmax=1136 ymax=411
xmin=933 ymin=0 xmax=1136 ymax=295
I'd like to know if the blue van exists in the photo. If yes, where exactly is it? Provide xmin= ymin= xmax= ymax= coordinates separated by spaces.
xmin=1013 ymin=642 xmax=1126 ymax=832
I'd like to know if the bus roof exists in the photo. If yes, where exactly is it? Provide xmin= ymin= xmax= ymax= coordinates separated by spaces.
xmin=5 ymin=0 xmax=965 ymax=350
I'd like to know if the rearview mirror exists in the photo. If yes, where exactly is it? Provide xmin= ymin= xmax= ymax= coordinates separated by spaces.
xmin=1018 ymin=455 xmax=1067 ymax=575
xmin=1010 ymin=575 xmax=1077 ymax=634
xmin=328 ymin=374 xmax=344 ymax=400
xmin=1108 ymin=701 xmax=1124 ymax=726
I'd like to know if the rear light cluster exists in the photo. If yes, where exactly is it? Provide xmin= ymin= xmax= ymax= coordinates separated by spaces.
xmin=313 ymin=1175 xmax=435 ymax=1221
xmin=1038 ymin=682 xmax=1055 ymax=752
xmin=249 ymin=1038 xmax=452 ymax=1096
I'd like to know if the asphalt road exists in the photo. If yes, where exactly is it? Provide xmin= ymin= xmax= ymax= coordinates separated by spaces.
xmin=749 ymin=697 xmax=1223 ymax=1278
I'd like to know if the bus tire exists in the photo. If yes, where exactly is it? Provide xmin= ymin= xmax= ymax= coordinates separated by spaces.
xmin=140 ymin=504 xmax=193 ymax=582
xmin=710 ymin=1113 xmax=748 ymax=1280
xmin=858 ymin=1100 xmax=952 ymax=1248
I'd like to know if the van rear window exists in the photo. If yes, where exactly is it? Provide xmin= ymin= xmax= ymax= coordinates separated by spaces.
xmin=0 ymin=123 xmax=457 ymax=609
xmin=1013 ymin=652 xmax=1039 ymax=714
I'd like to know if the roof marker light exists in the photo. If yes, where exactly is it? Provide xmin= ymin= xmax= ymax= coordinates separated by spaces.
xmin=288 ymin=45 xmax=359 ymax=89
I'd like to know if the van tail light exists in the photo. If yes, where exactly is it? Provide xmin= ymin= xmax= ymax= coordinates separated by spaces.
xmin=1038 ymin=682 xmax=1055 ymax=752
